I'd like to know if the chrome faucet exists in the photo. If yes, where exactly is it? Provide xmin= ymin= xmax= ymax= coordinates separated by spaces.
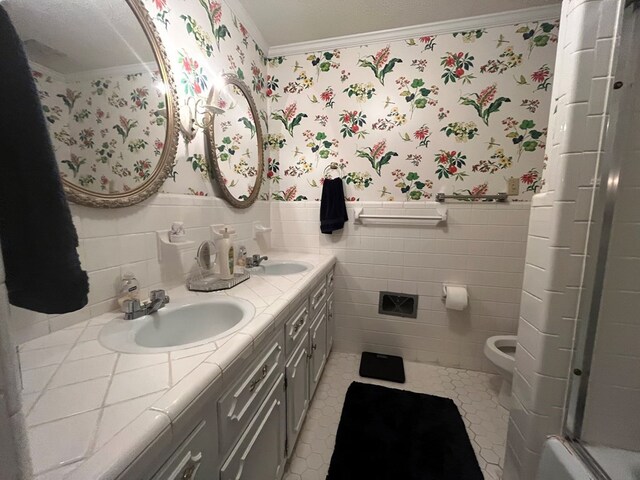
xmin=123 ymin=289 xmax=170 ymax=320
xmin=246 ymin=254 xmax=268 ymax=268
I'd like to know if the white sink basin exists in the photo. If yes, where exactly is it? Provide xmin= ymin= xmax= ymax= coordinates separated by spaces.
xmin=99 ymin=297 xmax=255 ymax=354
xmin=249 ymin=261 xmax=311 ymax=276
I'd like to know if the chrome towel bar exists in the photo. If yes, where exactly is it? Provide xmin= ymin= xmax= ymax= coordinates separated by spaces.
xmin=435 ymin=192 xmax=508 ymax=203
xmin=354 ymin=207 xmax=447 ymax=226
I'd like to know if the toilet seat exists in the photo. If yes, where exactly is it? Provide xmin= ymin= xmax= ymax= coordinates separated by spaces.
xmin=484 ymin=335 xmax=517 ymax=373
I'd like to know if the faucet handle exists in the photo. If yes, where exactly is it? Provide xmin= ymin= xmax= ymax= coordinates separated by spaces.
xmin=123 ymin=298 xmax=140 ymax=314
xmin=150 ymin=289 xmax=169 ymax=303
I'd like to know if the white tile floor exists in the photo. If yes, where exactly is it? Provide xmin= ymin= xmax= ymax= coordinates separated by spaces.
xmin=284 ymin=352 xmax=509 ymax=480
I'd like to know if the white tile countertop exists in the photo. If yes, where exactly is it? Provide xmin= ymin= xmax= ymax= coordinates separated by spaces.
xmin=18 ymin=252 xmax=336 ymax=480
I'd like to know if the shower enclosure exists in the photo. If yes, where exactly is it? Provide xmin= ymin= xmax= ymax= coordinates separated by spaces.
xmin=563 ymin=1 xmax=640 ymax=478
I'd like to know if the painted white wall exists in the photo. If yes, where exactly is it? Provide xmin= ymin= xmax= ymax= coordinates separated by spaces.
xmin=503 ymin=0 xmax=624 ymax=478
xmin=271 ymin=201 xmax=530 ymax=373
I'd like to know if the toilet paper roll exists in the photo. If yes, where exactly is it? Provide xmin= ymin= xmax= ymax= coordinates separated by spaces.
xmin=445 ymin=285 xmax=468 ymax=311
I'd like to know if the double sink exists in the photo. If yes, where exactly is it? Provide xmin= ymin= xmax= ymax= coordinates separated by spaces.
xmin=99 ymin=261 xmax=310 ymax=354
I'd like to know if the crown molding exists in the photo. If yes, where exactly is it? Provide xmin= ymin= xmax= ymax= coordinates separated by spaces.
xmin=224 ymin=0 xmax=270 ymax=56
xmin=267 ymin=4 xmax=561 ymax=58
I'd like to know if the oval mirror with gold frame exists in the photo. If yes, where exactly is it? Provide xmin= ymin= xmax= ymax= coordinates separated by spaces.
xmin=6 ymin=0 xmax=179 ymax=208
xmin=205 ymin=74 xmax=264 ymax=209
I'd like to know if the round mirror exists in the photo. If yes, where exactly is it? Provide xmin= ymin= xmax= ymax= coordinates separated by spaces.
xmin=205 ymin=74 xmax=264 ymax=208
xmin=4 ymin=0 xmax=179 ymax=207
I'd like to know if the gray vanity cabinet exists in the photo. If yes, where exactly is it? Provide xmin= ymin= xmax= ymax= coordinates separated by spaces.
xmin=326 ymin=292 xmax=334 ymax=353
xmin=309 ymin=308 xmax=328 ymax=399
xmin=285 ymin=331 xmax=310 ymax=452
xmin=151 ymin=419 xmax=218 ymax=480
xmin=220 ymin=375 xmax=287 ymax=480
xmin=217 ymin=338 xmax=284 ymax=456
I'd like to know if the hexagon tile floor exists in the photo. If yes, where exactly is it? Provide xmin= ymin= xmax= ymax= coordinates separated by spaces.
xmin=283 ymin=352 xmax=509 ymax=480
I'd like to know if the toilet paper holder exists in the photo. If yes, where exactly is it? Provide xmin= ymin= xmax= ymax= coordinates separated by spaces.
xmin=441 ymin=284 xmax=469 ymax=311
xmin=442 ymin=284 xmax=467 ymax=299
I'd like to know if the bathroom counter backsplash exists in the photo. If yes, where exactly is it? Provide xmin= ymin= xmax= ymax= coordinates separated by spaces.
xmin=18 ymin=252 xmax=336 ymax=480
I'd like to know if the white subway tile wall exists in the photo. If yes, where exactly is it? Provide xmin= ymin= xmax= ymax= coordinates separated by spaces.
xmin=581 ymin=6 xmax=640 ymax=451
xmin=503 ymin=0 xmax=624 ymax=478
xmin=271 ymin=201 xmax=530 ymax=373
xmin=8 ymin=195 xmax=270 ymax=345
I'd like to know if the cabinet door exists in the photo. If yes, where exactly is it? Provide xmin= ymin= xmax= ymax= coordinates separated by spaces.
xmin=309 ymin=310 xmax=328 ymax=399
xmin=284 ymin=300 xmax=309 ymax=357
xmin=326 ymin=292 xmax=334 ymax=354
xmin=220 ymin=375 xmax=286 ymax=480
xmin=285 ymin=332 xmax=309 ymax=456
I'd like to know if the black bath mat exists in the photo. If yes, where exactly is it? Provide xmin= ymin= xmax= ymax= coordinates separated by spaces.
xmin=359 ymin=351 xmax=405 ymax=383
xmin=327 ymin=382 xmax=483 ymax=480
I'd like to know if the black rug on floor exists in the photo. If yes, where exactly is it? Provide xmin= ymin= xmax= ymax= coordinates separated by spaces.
xmin=326 ymin=382 xmax=483 ymax=480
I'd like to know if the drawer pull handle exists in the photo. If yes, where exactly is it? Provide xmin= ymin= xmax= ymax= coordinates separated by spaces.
xmin=292 ymin=317 xmax=306 ymax=333
xmin=249 ymin=364 xmax=270 ymax=392
xmin=181 ymin=452 xmax=202 ymax=480
xmin=182 ymin=464 xmax=196 ymax=480
xmin=314 ymin=289 xmax=325 ymax=306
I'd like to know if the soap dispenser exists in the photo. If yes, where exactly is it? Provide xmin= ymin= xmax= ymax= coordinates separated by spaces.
xmin=217 ymin=226 xmax=235 ymax=280
xmin=117 ymin=272 xmax=140 ymax=308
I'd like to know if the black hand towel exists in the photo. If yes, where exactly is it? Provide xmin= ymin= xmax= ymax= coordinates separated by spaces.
xmin=320 ymin=177 xmax=348 ymax=234
xmin=0 ymin=6 xmax=88 ymax=314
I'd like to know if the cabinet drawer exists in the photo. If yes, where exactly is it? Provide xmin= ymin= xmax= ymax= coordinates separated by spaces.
xmin=152 ymin=420 xmax=217 ymax=480
xmin=284 ymin=299 xmax=309 ymax=358
xmin=218 ymin=333 xmax=284 ymax=457
xmin=220 ymin=374 xmax=286 ymax=480
xmin=309 ymin=278 xmax=327 ymax=320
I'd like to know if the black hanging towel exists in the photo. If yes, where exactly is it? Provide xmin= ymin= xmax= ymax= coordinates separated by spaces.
xmin=0 ymin=6 xmax=88 ymax=314
xmin=320 ymin=177 xmax=348 ymax=234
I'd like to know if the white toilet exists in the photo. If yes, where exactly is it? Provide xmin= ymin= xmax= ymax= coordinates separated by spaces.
xmin=484 ymin=335 xmax=517 ymax=409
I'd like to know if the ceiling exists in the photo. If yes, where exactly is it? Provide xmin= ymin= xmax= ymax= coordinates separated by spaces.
xmin=237 ymin=0 xmax=561 ymax=47
xmin=4 ymin=0 xmax=154 ymax=74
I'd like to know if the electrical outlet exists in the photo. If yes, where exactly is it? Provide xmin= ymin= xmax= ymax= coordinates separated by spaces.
xmin=507 ymin=177 xmax=520 ymax=196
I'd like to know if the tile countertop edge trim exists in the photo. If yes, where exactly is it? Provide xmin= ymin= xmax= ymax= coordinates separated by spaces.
xmin=64 ymin=253 xmax=336 ymax=480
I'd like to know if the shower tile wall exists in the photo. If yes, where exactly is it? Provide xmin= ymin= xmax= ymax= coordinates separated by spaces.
xmin=271 ymin=201 xmax=530 ymax=373
xmin=582 ymin=6 xmax=640 ymax=450
xmin=503 ymin=0 xmax=624 ymax=478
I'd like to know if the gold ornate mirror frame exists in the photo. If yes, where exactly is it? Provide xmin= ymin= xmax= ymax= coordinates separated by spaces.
xmin=62 ymin=0 xmax=179 ymax=208
xmin=205 ymin=74 xmax=265 ymax=209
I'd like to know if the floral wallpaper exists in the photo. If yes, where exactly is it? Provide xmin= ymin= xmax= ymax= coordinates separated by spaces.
xmin=266 ymin=22 xmax=558 ymax=201
xmin=142 ymin=0 xmax=270 ymax=198
xmin=33 ymin=68 xmax=166 ymax=193
xmin=32 ymin=1 xmax=558 ymax=202
xmin=212 ymin=83 xmax=260 ymax=200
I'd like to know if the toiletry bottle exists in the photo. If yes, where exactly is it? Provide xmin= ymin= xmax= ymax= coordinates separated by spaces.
xmin=118 ymin=272 xmax=139 ymax=308
xmin=236 ymin=246 xmax=247 ymax=274
xmin=217 ymin=227 xmax=235 ymax=280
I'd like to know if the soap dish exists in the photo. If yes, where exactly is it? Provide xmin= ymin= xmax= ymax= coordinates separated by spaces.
xmin=187 ymin=272 xmax=250 ymax=292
